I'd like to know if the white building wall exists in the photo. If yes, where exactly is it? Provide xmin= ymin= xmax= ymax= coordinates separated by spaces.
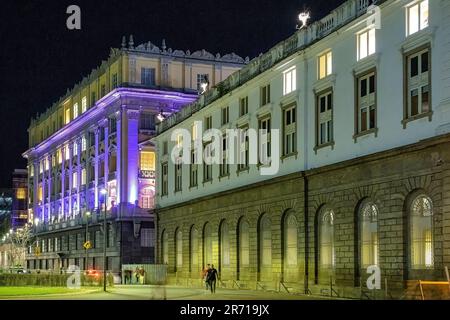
xmin=156 ymin=0 xmax=450 ymax=208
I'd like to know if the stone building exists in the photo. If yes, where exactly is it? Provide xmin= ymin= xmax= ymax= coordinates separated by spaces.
xmin=23 ymin=37 xmax=246 ymax=273
xmin=153 ymin=0 xmax=450 ymax=298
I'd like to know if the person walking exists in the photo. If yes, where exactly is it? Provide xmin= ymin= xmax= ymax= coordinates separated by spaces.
xmin=207 ymin=264 xmax=219 ymax=294
xmin=202 ymin=264 xmax=211 ymax=291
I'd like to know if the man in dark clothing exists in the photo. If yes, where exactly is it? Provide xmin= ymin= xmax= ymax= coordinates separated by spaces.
xmin=207 ymin=264 xmax=219 ymax=294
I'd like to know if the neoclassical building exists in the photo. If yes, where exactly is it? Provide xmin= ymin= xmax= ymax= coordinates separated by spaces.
xmin=23 ymin=37 xmax=246 ymax=273
xmin=154 ymin=0 xmax=450 ymax=298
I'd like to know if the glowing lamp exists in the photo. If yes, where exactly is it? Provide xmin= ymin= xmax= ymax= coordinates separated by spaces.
xmin=297 ymin=12 xmax=310 ymax=29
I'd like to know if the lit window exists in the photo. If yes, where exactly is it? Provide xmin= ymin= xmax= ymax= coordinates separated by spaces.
xmin=81 ymin=168 xmax=86 ymax=185
xmin=16 ymin=188 xmax=26 ymax=200
xmin=81 ymin=97 xmax=87 ymax=113
xmin=358 ymin=28 xmax=376 ymax=60
xmin=320 ymin=208 xmax=335 ymax=269
xmin=73 ymin=103 xmax=79 ymax=119
xmin=140 ymin=151 xmax=155 ymax=171
xmin=81 ymin=136 xmax=87 ymax=152
xmin=407 ymin=0 xmax=429 ymax=36
xmin=411 ymin=195 xmax=434 ymax=269
xmin=57 ymin=149 xmax=62 ymax=164
xmin=65 ymin=108 xmax=71 ymax=125
xmin=360 ymin=202 xmax=379 ymax=267
xmin=72 ymin=172 xmax=77 ymax=189
xmin=29 ymin=165 xmax=34 ymax=177
xmin=73 ymin=142 xmax=78 ymax=156
xmin=45 ymin=158 xmax=49 ymax=171
xmin=318 ymin=51 xmax=332 ymax=79
xmin=283 ymin=67 xmax=297 ymax=95
xmin=65 ymin=145 xmax=70 ymax=160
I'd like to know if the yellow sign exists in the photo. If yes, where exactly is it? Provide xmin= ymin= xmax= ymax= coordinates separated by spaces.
xmin=83 ymin=241 xmax=92 ymax=250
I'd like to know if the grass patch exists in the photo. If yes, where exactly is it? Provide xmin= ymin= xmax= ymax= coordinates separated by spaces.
xmin=0 ymin=286 xmax=98 ymax=297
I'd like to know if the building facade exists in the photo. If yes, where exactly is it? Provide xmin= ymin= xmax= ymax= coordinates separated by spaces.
xmin=154 ymin=0 xmax=450 ymax=298
xmin=23 ymin=37 xmax=246 ymax=273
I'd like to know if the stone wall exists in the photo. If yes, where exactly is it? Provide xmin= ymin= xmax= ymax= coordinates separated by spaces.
xmin=157 ymin=134 xmax=450 ymax=298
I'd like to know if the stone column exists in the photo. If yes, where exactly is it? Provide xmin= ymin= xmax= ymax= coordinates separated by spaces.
xmin=47 ymin=155 xmax=52 ymax=222
xmin=94 ymin=128 xmax=100 ymax=210
xmin=41 ymin=159 xmax=46 ymax=222
xmin=76 ymin=138 xmax=82 ymax=217
xmin=68 ymin=143 xmax=73 ymax=218
xmin=119 ymin=108 xmax=139 ymax=207
xmin=32 ymin=161 xmax=39 ymax=222
xmin=61 ymin=147 xmax=66 ymax=219
xmin=116 ymin=110 xmax=122 ymax=206
xmin=104 ymin=123 xmax=110 ymax=208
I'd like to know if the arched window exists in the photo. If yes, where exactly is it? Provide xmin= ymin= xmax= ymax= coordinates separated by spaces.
xmin=320 ymin=209 xmax=335 ymax=268
xmin=190 ymin=227 xmax=198 ymax=272
xmin=220 ymin=221 xmax=230 ymax=267
xmin=162 ymin=230 xmax=168 ymax=264
xmin=176 ymin=229 xmax=182 ymax=269
xmin=284 ymin=213 xmax=298 ymax=266
xmin=260 ymin=215 xmax=272 ymax=266
xmin=203 ymin=223 xmax=212 ymax=266
xmin=410 ymin=195 xmax=433 ymax=269
xmin=360 ymin=202 xmax=379 ymax=267
xmin=239 ymin=220 xmax=250 ymax=267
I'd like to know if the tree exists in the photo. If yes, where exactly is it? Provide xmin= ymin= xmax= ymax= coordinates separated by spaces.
xmin=7 ymin=224 xmax=33 ymax=267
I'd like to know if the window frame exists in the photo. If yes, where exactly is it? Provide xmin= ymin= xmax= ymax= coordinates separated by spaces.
xmin=315 ymin=88 xmax=334 ymax=150
xmin=318 ymin=51 xmax=333 ymax=80
xmin=406 ymin=0 xmax=429 ymax=37
xmin=354 ymin=68 xmax=378 ymax=139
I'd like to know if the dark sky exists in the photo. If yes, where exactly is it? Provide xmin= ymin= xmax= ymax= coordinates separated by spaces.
xmin=0 ymin=0 xmax=345 ymax=187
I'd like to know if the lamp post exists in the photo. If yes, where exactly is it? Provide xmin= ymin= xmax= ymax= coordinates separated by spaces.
xmin=84 ymin=211 xmax=91 ymax=271
xmin=100 ymin=188 xmax=108 ymax=292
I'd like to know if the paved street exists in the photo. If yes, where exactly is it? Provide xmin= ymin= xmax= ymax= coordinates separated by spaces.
xmin=8 ymin=285 xmax=337 ymax=300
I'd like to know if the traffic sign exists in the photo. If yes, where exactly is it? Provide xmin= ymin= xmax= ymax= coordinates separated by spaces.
xmin=83 ymin=240 xmax=92 ymax=250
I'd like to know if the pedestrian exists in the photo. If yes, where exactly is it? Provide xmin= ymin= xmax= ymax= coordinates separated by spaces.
xmin=139 ymin=267 xmax=145 ymax=285
xmin=202 ymin=264 xmax=211 ymax=290
xmin=135 ymin=267 xmax=140 ymax=284
xmin=207 ymin=264 xmax=219 ymax=294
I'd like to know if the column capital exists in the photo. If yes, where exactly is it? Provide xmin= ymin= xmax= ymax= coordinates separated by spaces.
xmin=127 ymin=109 xmax=140 ymax=121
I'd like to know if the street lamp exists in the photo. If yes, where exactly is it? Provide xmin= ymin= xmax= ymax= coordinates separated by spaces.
xmin=100 ymin=188 xmax=108 ymax=292
xmin=84 ymin=211 xmax=91 ymax=271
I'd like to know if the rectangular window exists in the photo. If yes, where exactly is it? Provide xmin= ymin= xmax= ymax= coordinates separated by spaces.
xmin=220 ymin=135 xmax=230 ymax=177
xmin=65 ymin=145 xmax=70 ymax=160
xmin=259 ymin=116 xmax=271 ymax=164
xmin=174 ymin=162 xmax=182 ymax=192
xmin=141 ymin=68 xmax=156 ymax=86
xmin=65 ymin=108 xmax=71 ymax=124
xmin=57 ymin=149 xmax=62 ymax=164
xmin=161 ymin=163 xmax=168 ymax=196
xmin=237 ymin=126 xmax=249 ymax=171
xmin=72 ymin=172 xmax=77 ymax=189
xmin=203 ymin=143 xmax=213 ymax=182
xmin=81 ymin=96 xmax=87 ymax=113
xmin=140 ymin=151 xmax=155 ymax=171
xmin=163 ymin=141 xmax=168 ymax=155
xmin=407 ymin=0 xmax=429 ymax=36
xmin=260 ymin=84 xmax=271 ymax=106
xmin=358 ymin=29 xmax=376 ymax=60
xmin=190 ymin=150 xmax=198 ymax=187
xmin=357 ymin=71 xmax=377 ymax=133
xmin=91 ymin=92 xmax=96 ymax=106
xmin=112 ymin=73 xmax=118 ymax=89
xmin=318 ymin=51 xmax=332 ymax=79
xmin=317 ymin=91 xmax=333 ymax=146
xmin=73 ymin=103 xmax=79 ymax=119
xmin=239 ymin=97 xmax=248 ymax=116
xmin=139 ymin=113 xmax=155 ymax=130
xmin=406 ymin=47 xmax=430 ymax=119
xmin=283 ymin=106 xmax=296 ymax=156
xmin=81 ymin=136 xmax=87 ymax=151
xmin=283 ymin=67 xmax=297 ymax=95
xmin=204 ymin=116 xmax=212 ymax=130
xmin=221 ymin=106 xmax=229 ymax=125
xmin=101 ymin=84 xmax=106 ymax=97
xmin=81 ymin=168 xmax=86 ymax=185
xmin=73 ymin=142 xmax=78 ymax=157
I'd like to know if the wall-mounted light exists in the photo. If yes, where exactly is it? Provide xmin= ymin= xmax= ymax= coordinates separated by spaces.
xmin=157 ymin=109 xmax=165 ymax=122
xmin=200 ymin=75 xmax=209 ymax=94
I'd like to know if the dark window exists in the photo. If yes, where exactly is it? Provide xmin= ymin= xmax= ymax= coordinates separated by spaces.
xmin=421 ymin=52 xmax=429 ymax=73
xmin=411 ymin=56 xmax=419 ymax=77
xmin=141 ymin=68 xmax=156 ymax=86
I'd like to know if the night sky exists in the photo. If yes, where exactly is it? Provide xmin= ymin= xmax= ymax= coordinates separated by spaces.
xmin=0 ymin=0 xmax=345 ymax=187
